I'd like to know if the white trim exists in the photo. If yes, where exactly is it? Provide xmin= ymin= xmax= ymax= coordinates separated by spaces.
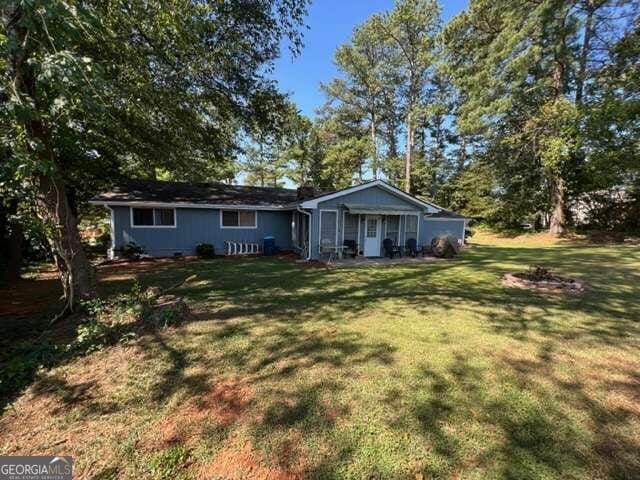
xmin=319 ymin=209 xmax=339 ymax=247
xmin=220 ymin=209 xmax=258 ymax=229
xmin=357 ymin=214 xmax=361 ymax=252
xmin=130 ymin=207 xmax=177 ymax=229
xmin=300 ymin=179 xmax=440 ymax=212
xmin=91 ymin=200 xmax=295 ymax=211
xmin=363 ymin=214 xmax=382 ymax=257
xmin=108 ymin=207 xmax=115 ymax=250
xmin=342 ymin=210 xmax=346 ymax=245
xmin=296 ymin=206 xmax=312 ymax=261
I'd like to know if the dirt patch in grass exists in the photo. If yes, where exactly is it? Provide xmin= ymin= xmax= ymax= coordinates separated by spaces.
xmin=0 ymin=267 xmax=62 ymax=317
xmin=503 ymin=271 xmax=587 ymax=294
xmin=142 ymin=377 xmax=253 ymax=452
xmin=198 ymin=438 xmax=306 ymax=480
xmin=0 ymin=344 xmax=143 ymax=459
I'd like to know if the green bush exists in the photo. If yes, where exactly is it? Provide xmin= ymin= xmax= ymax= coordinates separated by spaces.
xmin=119 ymin=241 xmax=145 ymax=259
xmin=82 ymin=231 xmax=112 ymax=258
xmin=195 ymin=242 xmax=215 ymax=258
xmin=431 ymin=235 xmax=460 ymax=258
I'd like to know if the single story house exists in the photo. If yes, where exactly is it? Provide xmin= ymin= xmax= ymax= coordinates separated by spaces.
xmin=91 ymin=179 xmax=466 ymax=260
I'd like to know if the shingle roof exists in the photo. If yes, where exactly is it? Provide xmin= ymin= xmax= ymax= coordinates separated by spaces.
xmin=424 ymin=209 xmax=466 ymax=219
xmin=92 ymin=179 xmax=299 ymax=207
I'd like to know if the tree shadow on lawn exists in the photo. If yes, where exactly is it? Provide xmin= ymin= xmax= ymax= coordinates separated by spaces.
xmin=378 ymin=351 xmax=640 ymax=479
xmin=5 ymin=244 xmax=637 ymax=476
xmin=151 ymin=248 xmax=640 ymax=350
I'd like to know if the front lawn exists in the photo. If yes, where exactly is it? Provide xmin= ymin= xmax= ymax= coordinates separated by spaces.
xmin=1 ymin=233 xmax=639 ymax=479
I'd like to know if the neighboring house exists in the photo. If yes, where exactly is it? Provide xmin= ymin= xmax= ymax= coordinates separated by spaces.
xmin=91 ymin=179 xmax=466 ymax=260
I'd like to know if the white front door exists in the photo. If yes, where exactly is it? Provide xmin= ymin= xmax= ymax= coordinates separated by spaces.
xmin=364 ymin=215 xmax=381 ymax=257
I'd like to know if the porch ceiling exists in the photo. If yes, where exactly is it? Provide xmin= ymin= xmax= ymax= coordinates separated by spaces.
xmin=342 ymin=203 xmax=420 ymax=215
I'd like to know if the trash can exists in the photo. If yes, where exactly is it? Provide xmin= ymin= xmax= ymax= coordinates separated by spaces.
xmin=263 ymin=236 xmax=276 ymax=256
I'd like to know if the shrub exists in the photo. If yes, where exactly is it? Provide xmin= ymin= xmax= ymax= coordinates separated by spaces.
xmin=431 ymin=235 xmax=460 ymax=258
xmin=195 ymin=242 xmax=215 ymax=258
xmin=120 ymin=241 xmax=145 ymax=259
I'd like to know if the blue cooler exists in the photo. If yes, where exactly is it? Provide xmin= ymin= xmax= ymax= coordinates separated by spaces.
xmin=263 ymin=236 xmax=276 ymax=256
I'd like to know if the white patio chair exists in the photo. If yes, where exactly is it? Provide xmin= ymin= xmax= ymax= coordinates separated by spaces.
xmin=319 ymin=238 xmax=336 ymax=263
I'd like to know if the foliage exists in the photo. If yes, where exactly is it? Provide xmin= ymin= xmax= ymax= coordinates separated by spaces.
xmin=119 ymin=241 xmax=145 ymax=259
xmin=430 ymin=234 xmax=460 ymax=258
xmin=573 ymin=186 xmax=640 ymax=233
xmin=442 ymin=0 xmax=639 ymax=233
xmin=195 ymin=243 xmax=215 ymax=258
xmin=318 ymin=0 xmax=441 ymax=190
xmin=1 ymin=0 xmax=310 ymax=308
xmin=314 ymin=0 xmax=639 ymax=234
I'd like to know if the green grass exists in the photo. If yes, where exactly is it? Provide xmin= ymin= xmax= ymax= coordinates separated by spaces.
xmin=2 ymin=233 xmax=639 ymax=479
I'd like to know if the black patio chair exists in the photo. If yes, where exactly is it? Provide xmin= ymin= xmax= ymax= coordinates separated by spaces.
xmin=405 ymin=238 xmax=423 ymax=257
xmin=343 ymin=239 xmax=358 ymax=258
xmin=383 ymin=238 xmax=402 ymax=259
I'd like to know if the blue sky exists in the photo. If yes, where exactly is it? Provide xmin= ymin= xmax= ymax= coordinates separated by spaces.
xmin=273 ymin=0 xmax=469 ymax=117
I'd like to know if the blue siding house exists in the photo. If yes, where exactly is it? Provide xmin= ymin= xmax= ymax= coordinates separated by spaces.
xmin=91 ymin=179 xmax=466 ymax=260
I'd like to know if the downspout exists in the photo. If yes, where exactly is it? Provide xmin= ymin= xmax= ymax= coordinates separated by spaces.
xmin=108 ymin=206 xmax=115 ymax=260
xmin=296 ymin=206 xmax=312 ymax=261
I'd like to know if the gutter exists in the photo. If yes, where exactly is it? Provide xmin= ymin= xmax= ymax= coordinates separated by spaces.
xmin=296 ymin=206 xmax=312 ymax=261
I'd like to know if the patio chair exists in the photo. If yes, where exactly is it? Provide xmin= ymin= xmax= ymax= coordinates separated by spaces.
xmin=405 ymin=238 xmax=423 ymax=257
xmin=382 ymin=238 xmax=402 ymax=259
xmin=319 ymin=238 xmax=336 ymax=263
xmin=343 ymin=239 xmax=358 ymax=258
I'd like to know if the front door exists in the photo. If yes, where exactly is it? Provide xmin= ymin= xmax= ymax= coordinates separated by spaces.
xmin=364 ymin=215 xmax=381 ymax=257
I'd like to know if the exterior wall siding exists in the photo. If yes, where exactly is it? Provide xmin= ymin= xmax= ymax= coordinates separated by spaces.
xmin=110 ymin=206 xmax=292 ymax=257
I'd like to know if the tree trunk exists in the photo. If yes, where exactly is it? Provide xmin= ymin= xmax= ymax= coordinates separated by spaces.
xmin=34 ymin=174 xmax=95 ymax=308
xmin=6 ymin=217 xmax=23 ymax=282
xmin=0 ymin=203 xmax=22 ymax=283
xmin=370 ymin=112 xmax=378 ymax=180
xmin=549 ymin=175 xmax=566 ymax=236
xmin=575 ymin=2 xmax=594 ymax=109
xmin=457 ymin=135 xmax=467 ymax=173
xmin=405 ymin=111 xmax=413 ymax=193
xmin=548 ymin=7 xmax=569 ymax=236
xmin=5 ymin=0 xmax=94 ymax=310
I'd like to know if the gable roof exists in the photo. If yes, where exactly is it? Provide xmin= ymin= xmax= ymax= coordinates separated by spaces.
xmin=91 ymin=178 xmax=466 ymax=218
xmin=300 ymin=179 xmax=441 ymax=212
xmin=91 ymin=179 xmax=299 ymax=208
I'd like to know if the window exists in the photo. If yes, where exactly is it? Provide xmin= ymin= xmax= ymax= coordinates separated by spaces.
xmin=320 ymin=210 xmax=337 ymax=246
xmin=366 ymin=218 xmax=377 ymax=238
xmin=405 ymin=214 xmax=418 ymax=242
xmin=221 ymin=209 xmax=256 ymax=228
xmin=386 ymin=216 xmax=400 ymax=245
xmin=155 ymin=209 xmax=175 ymax=226
xmin=131 ymin=208 xmax=175 ymax=227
